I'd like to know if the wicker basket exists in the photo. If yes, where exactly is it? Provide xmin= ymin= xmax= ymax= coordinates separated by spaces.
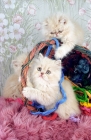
xmin=21 ymin=39 xmax=91 ymax=116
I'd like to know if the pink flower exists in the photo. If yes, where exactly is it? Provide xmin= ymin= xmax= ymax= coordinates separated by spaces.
xmin=35 ymin=23 xmax=41 ymax=30
xmin=9 ymin=45 xmax=17 ymax=53
xmin=4 ymin=0 xmax=16 ymax=9
xmin=9 ymin=24 xmax=25 ymax=40
xmin=86 ymin=0 xmax=91 ymax=3
xmin=0 ymin=13 xmax=8 ymax=27
xmin=0 ymin=27 xmax=9 ymax=42
xmin=13 ymin=15 xmax=22 ymax=24
xmin=28 ymin=4 xmax=36 ymax=15
xmin=87 ymin=19 xmax=91 ymax=31
xmin=79 ymin=8 xmax=86 ymax=15
xmin=0 ymin=47 xmax=5 ymax=54
xmin=67 ymin=0 xmax=75 ymax=5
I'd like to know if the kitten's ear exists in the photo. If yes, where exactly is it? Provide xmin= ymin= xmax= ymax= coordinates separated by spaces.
xmin=12 ymin=60 xmax=19 ymax=68
xmin=12 ymin=59 xmax=24 ymax=68
xmin=55 ymin=60 xmax=62 ymax=66
xmin=43 ymin=19 xmax=48 ymax=26
xmin=59 ymin=18 xmax=66 ymax=24
xmin=38 ymin=53 xmax=43 ymax=59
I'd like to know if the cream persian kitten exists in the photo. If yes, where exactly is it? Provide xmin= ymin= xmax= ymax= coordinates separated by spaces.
xmin=3 ymin=53 xmax=27 ymax=98
xmin=42 ymin=13 xmax=84 ymax=59
xmin=22 ymin=54 xmax=81 ymax=119
xmin=12 ymin=53 xmax=27 ymax=76
xmin=3 ymin=74 xmax=22 ymax=98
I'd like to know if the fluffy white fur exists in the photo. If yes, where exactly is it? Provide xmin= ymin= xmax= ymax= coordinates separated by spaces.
xmin=12 ymin=53 xmax=27 ymax=75
xmin=3 ymin=74 xmax=22 ymax=98
xmin=42 ymin=13 xmax=84 ymax=59
xmin=3 ymin=53 xmax=27 ymax=98
xmin=22 ymin=54 xmax=81 ymax=119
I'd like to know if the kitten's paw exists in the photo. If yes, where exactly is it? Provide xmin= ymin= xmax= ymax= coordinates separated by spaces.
xmin=22 ymin=87 xmax=31 ymax=98
xmin=54 ymin=47 xmax=65 ymax=59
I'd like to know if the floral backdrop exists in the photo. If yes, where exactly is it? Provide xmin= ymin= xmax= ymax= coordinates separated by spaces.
xmin=0 ymin=0 xmax=91 ymax=95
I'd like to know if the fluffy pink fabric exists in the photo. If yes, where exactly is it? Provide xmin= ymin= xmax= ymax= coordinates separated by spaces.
xmin=0 ymin=97 xmax=91 ymax=140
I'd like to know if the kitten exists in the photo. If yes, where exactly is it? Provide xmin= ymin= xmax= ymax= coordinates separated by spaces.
xmin=3 ymin=74 xmax=22 ymax=98
xmin=42 ymin=13 xmax=84 ymax=59
xmin=12 ymin=53 xmax=27 ymax=76
xmin=22 ymin=54 xmax=81 ymax=119
xmin=3 ymin=53 xmax=27 ymax=98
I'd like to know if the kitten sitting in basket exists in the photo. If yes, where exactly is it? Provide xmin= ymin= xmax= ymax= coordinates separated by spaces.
xmin=22 ymin=53 xmax=81 ymax=120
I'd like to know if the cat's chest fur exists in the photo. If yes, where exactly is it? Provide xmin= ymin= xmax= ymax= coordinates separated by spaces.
xmin=34 ymin=82 xmax=59 ymax=93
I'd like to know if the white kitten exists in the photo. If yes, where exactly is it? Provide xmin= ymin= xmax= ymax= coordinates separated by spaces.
xmin=3 ymin=74 xmax=22 ymax=98
xmin=42 ymin=13 xmax=84 ymax=59
xmin=12 ymin=53 xmax=27 ymax=75
xmin=22 ymin=54 xmax=81 ymax=119
xmin=3 ymin=53 xmax=27 ymax=98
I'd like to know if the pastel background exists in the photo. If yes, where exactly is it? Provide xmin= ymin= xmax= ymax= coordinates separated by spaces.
xmin=0 ymin=0 xmax=91 ymax=95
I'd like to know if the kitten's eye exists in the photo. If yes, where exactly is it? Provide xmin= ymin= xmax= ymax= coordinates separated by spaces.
xmin=50 ymin=32 xmax=54 ymax=34
xmin=46 ymin=70 xmax=51 ymax=74
xmin=58 ymin=19 xmax=61 ymax=23
xmin=37 ymin=67 xmax=42 ymax=71
xmin=58 ymin=30 xmax=63 ymax=33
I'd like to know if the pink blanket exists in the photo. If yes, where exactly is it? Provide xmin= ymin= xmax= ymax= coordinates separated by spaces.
xmin=0 ymin=97 xmax=91 ymax=140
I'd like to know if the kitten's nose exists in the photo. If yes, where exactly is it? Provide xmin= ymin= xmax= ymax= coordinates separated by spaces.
xmin=41 ymin=72 xmax=44 ymax=75
xmin=55 ymin=32 xmax=58 ymax=37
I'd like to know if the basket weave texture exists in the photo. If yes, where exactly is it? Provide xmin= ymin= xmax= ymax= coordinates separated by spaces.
xmin=21 ymin=39 xmax=91 ymax=115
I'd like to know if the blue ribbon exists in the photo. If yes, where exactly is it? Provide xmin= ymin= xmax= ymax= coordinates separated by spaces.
xmin=45 ymin=45 xmax=52 ymax=57
xmin=52 ymin=37 xmax=60 ymax=49
xmin=45 ymin=38 xmax=60 ymax=57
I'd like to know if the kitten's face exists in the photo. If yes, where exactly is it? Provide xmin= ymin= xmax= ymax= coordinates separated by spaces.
xmin=12 ymin=54 xmax=27 ymax=75
xmin=42 ymin=14 xmax=69 ymax=40
xmin=28 ymin=54 xmax=62 ymax=86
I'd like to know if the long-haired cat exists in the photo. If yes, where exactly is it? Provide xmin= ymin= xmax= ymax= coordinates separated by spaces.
xmin=3 ymin=74 xmax=22 ymax=98
xmin=22 ymin=53 xmax=81 ymax=119
xmin=12 ymin=53 xmax=27 ymax=75
xmin=42 ymin=13 xmax=84 ymax=59
xmin=3 ymin=53 xmax=27 ymax=98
